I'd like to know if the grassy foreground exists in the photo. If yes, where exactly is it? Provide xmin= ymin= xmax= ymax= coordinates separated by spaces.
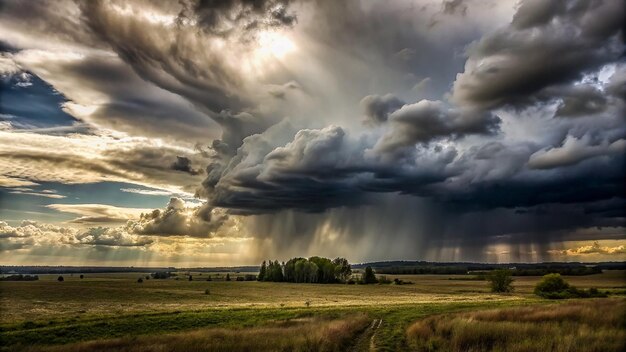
xmin=0 ymin=271 xmax=624 ymax=351
xmin=407 ymin=298 xmax=626 ymax=352
xmin=17 ymin=315 xmax=371 ymax=352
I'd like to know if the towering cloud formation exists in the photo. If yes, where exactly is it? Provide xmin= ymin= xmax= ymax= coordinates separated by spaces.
xmin=0 ymin=0 xmax=624 ymax=263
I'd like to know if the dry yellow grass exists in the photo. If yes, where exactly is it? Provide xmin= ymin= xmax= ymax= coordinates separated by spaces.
xmin=19 ymin=314 xmax=370 ymax=352
xmin=406 ymin=298 xmax=626 ymax=352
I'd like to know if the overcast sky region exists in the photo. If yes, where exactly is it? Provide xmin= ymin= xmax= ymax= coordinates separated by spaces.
xmin=0 ymin=0 xmax=624 ymax=266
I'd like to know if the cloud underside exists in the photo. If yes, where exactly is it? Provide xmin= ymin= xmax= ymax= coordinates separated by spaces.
xmin=0 ymin=0 xmax=625 ymax=262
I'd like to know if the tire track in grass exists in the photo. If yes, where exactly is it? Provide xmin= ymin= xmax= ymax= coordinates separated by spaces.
xmin=348 ymin=319 xmax=382 ymax=352
xmin=369 ymin=319 xmax=382 ymax=351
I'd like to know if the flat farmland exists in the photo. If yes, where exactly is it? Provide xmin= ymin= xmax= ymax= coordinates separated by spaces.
xmin=1 ymin=271 xmax=624 ymax=351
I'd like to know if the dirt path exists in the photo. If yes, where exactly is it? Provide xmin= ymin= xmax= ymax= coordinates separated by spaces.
xmin=348 ymin=319 xmax=382 ymax=352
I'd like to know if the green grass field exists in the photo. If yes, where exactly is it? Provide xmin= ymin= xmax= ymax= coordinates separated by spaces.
xmin=1 ymin=270 xmax=624 ymax=351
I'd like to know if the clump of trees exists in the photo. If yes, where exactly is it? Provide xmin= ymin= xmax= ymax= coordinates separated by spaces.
xmin=488 ymin=269 xmax=514 ymax=293
xmin=0 ymin=274 xmax=39 ymax=281
xmin=534 ymin=273 xmax=607 ymax=299
xmin=151 ymin=272 xmax=172 ymax=279
xmin=258 ymin=257 xmax=352 ymax=283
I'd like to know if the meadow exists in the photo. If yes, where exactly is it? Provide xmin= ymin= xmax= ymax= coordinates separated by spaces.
xmin=0 ymin=270 xmax=624 ymax=351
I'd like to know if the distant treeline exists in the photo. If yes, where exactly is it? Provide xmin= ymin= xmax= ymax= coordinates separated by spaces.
xmin=369 ymin=262 xmax=619 ymax=276
xmin=0 ymin=274 xmax=39 ymax=281
xmin=258 ymin=257 xmax=352 ymax=283
xmin=2 ymin=261 xmax=623 ymax=275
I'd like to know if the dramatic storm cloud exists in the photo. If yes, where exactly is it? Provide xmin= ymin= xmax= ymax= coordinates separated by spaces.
xmin=0 ymin=0 xmax=624 ymax=265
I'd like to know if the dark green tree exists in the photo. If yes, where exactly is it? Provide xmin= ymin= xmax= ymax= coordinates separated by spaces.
xmin=333 ymin=257 xmax=352 ymax=283
xmin=57 ymin=276 xmax=64 ymax=282
xmin=258 ymin=261 xmax=267 ymax=281
xmin=488 ymin=269 xmax=514 ymax=292
xmin=362 ymin=266 xmax=377 ymax=284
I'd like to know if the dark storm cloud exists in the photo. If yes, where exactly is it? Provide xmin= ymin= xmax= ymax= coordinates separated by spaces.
xmin=452 ymin=0 xmax=624 ymax=109
xmin=372 ymin=100 xmax=500 ymax=157
xmin=171 ymin=156 xmax=202 ymax=175
xmin=442 ymin=0 xmax=467 ymax=17
xmin=553 ymin=85 xmax=608 ymax=117
xmin=179 ymin=0 xmax=297 ymax=35
xmin=80 ymin=0 xmax=247 ymax=113
xmin=360 ymin=94 xmax=405 ymax=125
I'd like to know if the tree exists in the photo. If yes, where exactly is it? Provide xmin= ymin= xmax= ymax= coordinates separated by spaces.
xmin=258 ymin=261 xmax=267 ymax=281
xmin=333 ymin=257 xmax=352 ymax=283
xmin=79 ymin=274 xmax=84 ymax=279
xmin=362 ymin=266 xmax=378 ymax=284
xmin=57 ymin=276 xmax=64 ymax=282
xmin=488 ymin=269 xmax=514 ymax=292
xmin=188 ymin=275 xmax=193 ymax=281
xmin=225 ymin=273 xmax=231 ymax=281
xmin=137 ymin=278 xmax=143 ymax=283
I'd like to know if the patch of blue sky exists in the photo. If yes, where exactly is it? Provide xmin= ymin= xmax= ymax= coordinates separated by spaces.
xmin=0 ymin=72 xmax=79 ymax=130
xmin=0 ymin=181 xmax=190 ymax=225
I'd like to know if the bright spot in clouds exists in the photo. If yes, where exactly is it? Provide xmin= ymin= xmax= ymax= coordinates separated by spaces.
xmin=257 ymin=31 xmax=296 ymax=59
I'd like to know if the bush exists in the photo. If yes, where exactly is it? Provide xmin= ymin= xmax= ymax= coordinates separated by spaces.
xmin=378 ymin=275 xmax=392 ymax=284
xmin=137 ymin=278 xmax=143 ymax=283
xmin=225 ymin=274 xmax=231 ymax=281
xmin=534 ymin=273 xmax=570 ymax=298
xmin=204 ymin=289 xmax=210 ymax=295
xmin=79 ymin=274 xmax=84 ymax=279
xmin=57 ymin=276 xmax=64 ymax=282
xmin=488 ymin=269 xmax=514 ymax=293
xmin=188 ymin=275 xmax=193 ymax=281
xmin=236 ymin=276 xmax=244 ymax=281
xmin=533 ymin=274 xmax=607 ymax=299
xmin=151 ymin=272 xmax=172 ymax=279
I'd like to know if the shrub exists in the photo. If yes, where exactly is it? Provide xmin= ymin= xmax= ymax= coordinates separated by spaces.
xmin=151 ymin=271 xmax=172 ymax=279
xmin=57 ymin=276 xmax=64 ymax=282
xmin=204 ymin=289 xmax=210 ymax=295
xmin=79 ymin=274 xmax=84 ymax=279
xmin=236 ymin=276 xmax=244 ymax=281
xmin=378 ymin=275 xmax=392 ymax=284
xmin=534 ymin=273 xmax=571 ymax=298
xmin=137 ymin=278 xmax=143 ymax=283
xmin=225 ymin=274 xmax=231 ymax=281
xmin=188 ymin=275 xmax=193 ymax=281
xmin=488 ymin=269 xmax=514 ymax=293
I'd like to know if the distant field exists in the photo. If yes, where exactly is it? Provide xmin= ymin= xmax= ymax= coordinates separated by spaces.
xmin=1 ymin=270 xmax=624 ymax=351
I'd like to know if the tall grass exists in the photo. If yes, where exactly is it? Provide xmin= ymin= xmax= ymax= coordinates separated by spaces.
xmin=20 ymin=314 xmax=369 ymax=352
xmin=406 ymin=298 xmax=626 ymax=352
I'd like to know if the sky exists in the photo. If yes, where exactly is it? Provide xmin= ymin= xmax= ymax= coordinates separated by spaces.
xmin=0 ymin=0 xmax=624 ymax=266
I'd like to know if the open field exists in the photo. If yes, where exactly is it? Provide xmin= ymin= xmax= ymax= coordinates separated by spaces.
xmin=1 ymin=270 xmax=624 ymax=351
xmin=407 ymin=298 xmax=626 ymax=352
